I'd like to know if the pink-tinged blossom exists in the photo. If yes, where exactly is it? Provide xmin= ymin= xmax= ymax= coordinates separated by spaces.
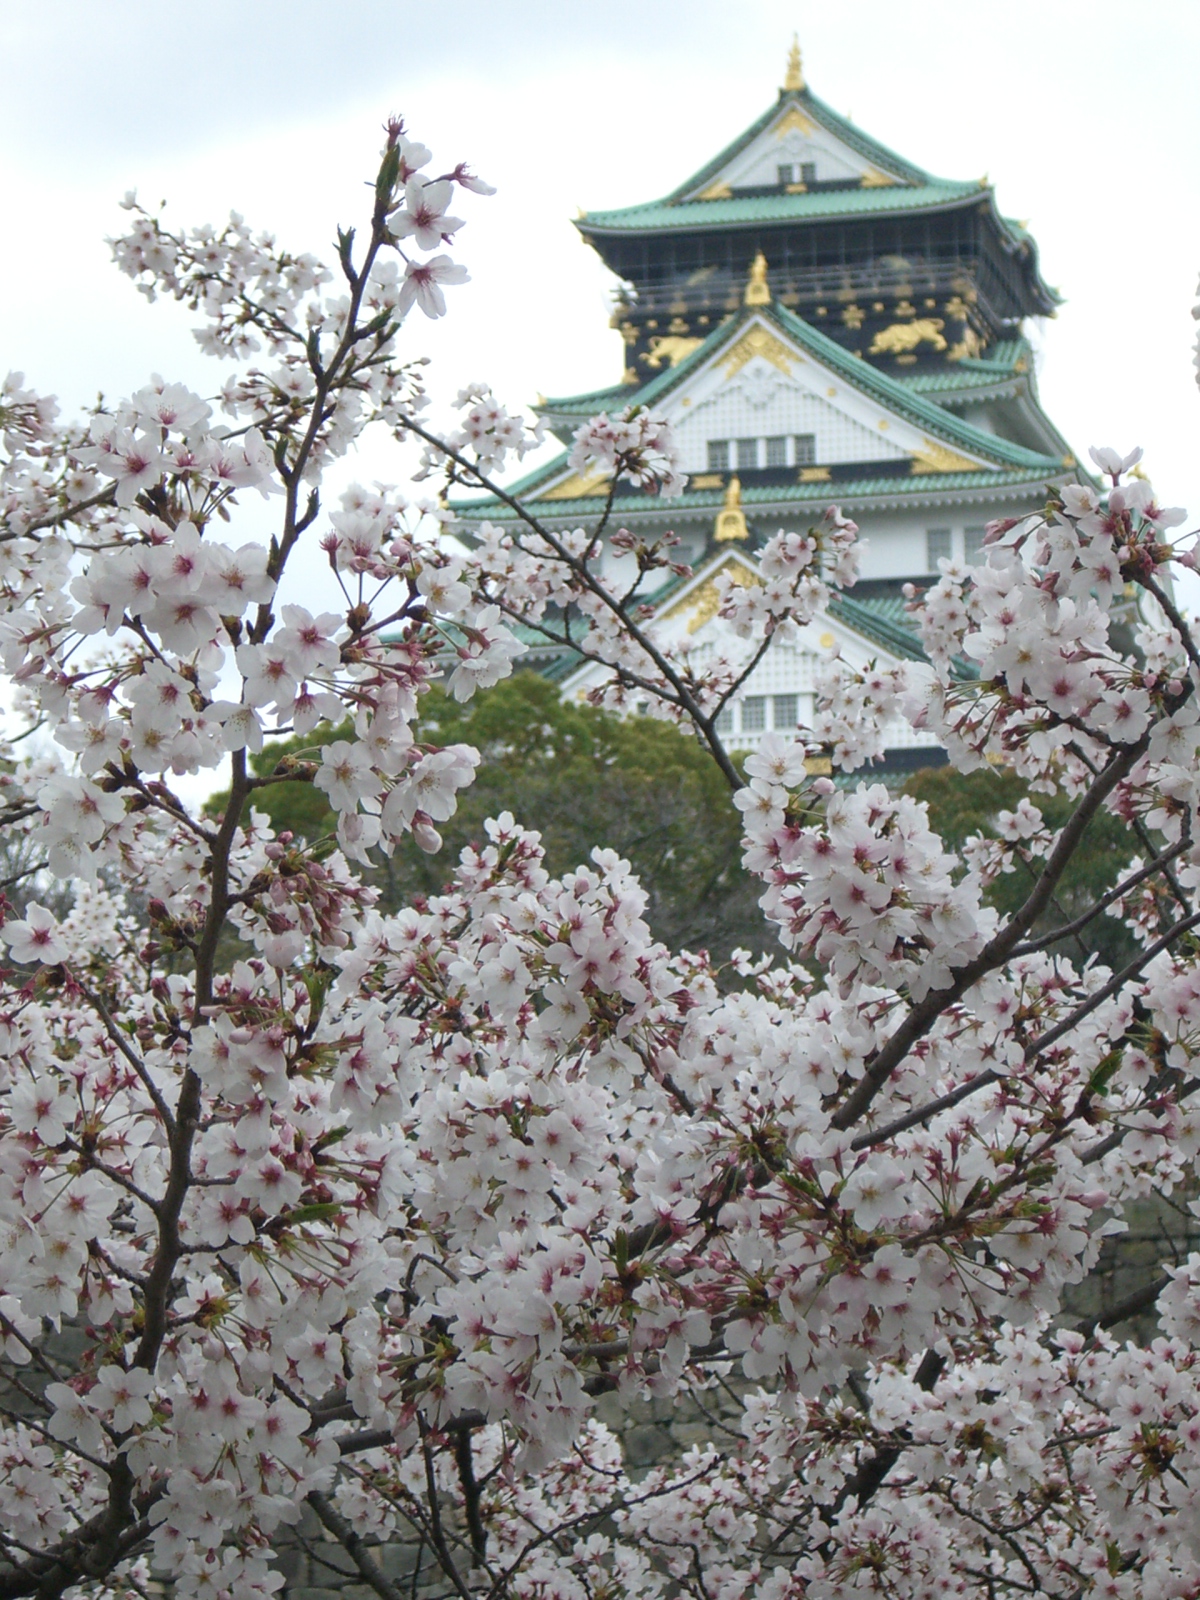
xmin=90 ymin=1365 xmax=155 ymax=1431
xmin=313 ymin=740 xmax=382 ymax=813
xmin=389 ymin=178 xmax=463 ymax=251
xmin=397 ymin=254 xmax=469 ymax=319
xmin=2 ymin=904 xmax=69 ymax=966
xmin=273 ymin=605 xmax=341 ymax=679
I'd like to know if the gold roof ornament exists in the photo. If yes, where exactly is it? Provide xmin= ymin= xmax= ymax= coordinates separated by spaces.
xmin=783 ymin=35 xmax=805 ymax=92
xmin=744 ymin=252 xmax=771 ymax=306
xmin=714 ymin=476 xmax=749 ymax=542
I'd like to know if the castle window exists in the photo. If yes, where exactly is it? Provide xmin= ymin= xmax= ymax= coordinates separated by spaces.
xmin=736 ymin=437 xmax=759 ymax=471
xmin=794 ymin=434 xmax=816 ymax=466
xmin=714 ymin=704 xmax=734 ymax=734
xmin=777 ymin=164 xmax=796 ymax=187
xmin=773 ymin=694 xmax=798 ymax=729
xmin=741 ymin=696 xmax=767 ymax=732
xmin=926 ymin=528 xmax=951 ymax=569
xmin=964 ymin=525 xmax=988 ymax=564
xmin=707 ymin=439 xmax=730 ymax=472
xmin=765 ymin=435 xmax=788 ymax=468
xmin=799 ymin=161 xmax=817 ymax=185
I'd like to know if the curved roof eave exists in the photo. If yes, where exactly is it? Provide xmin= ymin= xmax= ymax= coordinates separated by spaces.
xmin=576 ymin=180 xmax=984 ymax=238
xmin=451 ymin=468 xmax=1067 ymax=525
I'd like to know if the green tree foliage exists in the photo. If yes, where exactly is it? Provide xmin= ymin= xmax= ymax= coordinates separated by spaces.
xmin=218 ymin=673 xmax=767 ymax=965
xmin=903 ymin=763 xmax=1142 ymax=968
xmin=216 ymin=695 xmax=1151 ymax=976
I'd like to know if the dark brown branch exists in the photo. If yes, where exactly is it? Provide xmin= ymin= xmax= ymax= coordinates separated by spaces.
xmin=402 ymin=415 xmax=747 ymax=793
xmin=307 ymin=1490 xmax=406 ymax=1600
xmin=454 ymin=1427 xmax=487 ymax=1564
xmin=855 ymin=904 xmax=1200 ymax=1149
xmin=419 ymin=1426 xmax=474 ymax=1600
xmin=818 ymin=1348 xmax=945 ymax=1531
xmin=1007 ymin=836 xmax=1189 ymax=959
xmin=1075 ymin=1272 xmax=1171 ymax=1337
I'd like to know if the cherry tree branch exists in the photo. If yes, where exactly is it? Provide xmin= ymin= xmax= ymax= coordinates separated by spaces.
xmin=401 ymin=415 xmax=746 ymax=792
xmin=832 ymin=735 xmax=1153 ymax=1132
xmin=307 ymin=1490 xmax=407 ymax=1600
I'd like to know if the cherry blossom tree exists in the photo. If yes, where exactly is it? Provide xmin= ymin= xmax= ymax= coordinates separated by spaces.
xmin=2 ymin=121 xmax=1200 ymax=1600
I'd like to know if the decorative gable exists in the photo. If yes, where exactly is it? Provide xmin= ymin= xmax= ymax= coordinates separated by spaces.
xmin=681 ymin=98 xmax=910 ymax=200
xmin=678 ymin=85 xmax=921 ymax=203
xmin=655 ymin=314 xmax=992 ymax=479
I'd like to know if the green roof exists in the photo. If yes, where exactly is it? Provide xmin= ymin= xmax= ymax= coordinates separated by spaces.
xmin=453 ymin=467 xmax=1056 ymax=525
xmin=580 ymin=178 xmax=983 ymax=236
xmin=892 ymin=340 xmax=1032 ymax=396
xmin=828 ymin=594 xmax=925 ymax=662
xmin=539 ymin=382 xmax=633 ymax=419
xmin=575 ymin=84 xmax=1056 ymax=312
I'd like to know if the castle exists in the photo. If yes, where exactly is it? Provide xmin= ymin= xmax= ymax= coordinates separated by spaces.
xmin=455 ymin=44 xmax=1079 ymax=767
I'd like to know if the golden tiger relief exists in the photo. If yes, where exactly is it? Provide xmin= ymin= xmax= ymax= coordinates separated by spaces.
xmin=867 ymin=318 xmax=947 ymax=356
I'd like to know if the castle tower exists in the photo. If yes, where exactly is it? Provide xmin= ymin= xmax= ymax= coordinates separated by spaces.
xmin=455 ymin=48 xmax=1083 ymax=764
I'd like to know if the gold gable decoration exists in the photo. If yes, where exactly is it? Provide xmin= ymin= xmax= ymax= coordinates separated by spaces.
xmin=697 ymin=180 xmax=733 ymax=200
xmin=774 ymin=105 xmax=815 ymax=138
xmin=911 ymin=439 xmax=983 ymax=475
xmin=685 ymin=567 xmax=760 ymax=633
xmin=539 ymin=466 xmax=612 ymax=500
xmin=722 ymin=324 xmax=794 ymax=378
xmin=661 ymin=560 xmax=762 ymax=635
xmin=744 ymin=252 xmax=771 ymax=306
xmin=860 ymin=167 xmax=897 ymax=188
xmin=714 ymin=476 xmax=749 ymax=542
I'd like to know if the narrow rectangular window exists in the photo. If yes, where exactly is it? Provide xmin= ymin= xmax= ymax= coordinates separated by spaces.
xmin=777 ymin=164 xmax=796 ymax=187
xmin=926 ymin=528 xmax=952 ymax=569
xmin=964 ymin=525 xmax=987 ymax=564
xmin=794 ymin=433 xmax=816 ymax=466
xmin=773 ymin=693 xmax=798 ymax=729
xmin=765 ymin=435 xmax=788 ymax=468
xmin=714 ymin=705 xmax=734 ymax=734
xmin=707 ymin=439 xmax=730 ymax=472
xmin=741 ymin=696 xmax=766 ymax=732
xmin=799 ymin=161 xmax=817 ymax=185
xmin=736 ymin=437 xmax=759 ymax=472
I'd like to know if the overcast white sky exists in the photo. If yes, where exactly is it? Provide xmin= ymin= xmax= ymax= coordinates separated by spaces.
xmin=2 ymin=1 xmax=1198 ymax=516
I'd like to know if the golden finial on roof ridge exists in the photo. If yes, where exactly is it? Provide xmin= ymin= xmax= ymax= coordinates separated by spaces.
xmin=744 ymin=252 xmax=771 ymax=306
xmin=783 ymin=35 xmax=805 ymax=92
xmin=715 ymin=475 xmax=748 ymax=543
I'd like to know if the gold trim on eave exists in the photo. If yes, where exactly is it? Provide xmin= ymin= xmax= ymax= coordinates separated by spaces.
xmin=660 ymin=557 xmax=762 ymax=635
xmin=774 ymin=105 xmax=814 ymax=137
xmin=539 ymin=466 xmax=612 ymax=500
xmin=698 ymin=179 xmax=733 ymax=200
xmin=910 ymin=440 xmax=983 ymax=475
